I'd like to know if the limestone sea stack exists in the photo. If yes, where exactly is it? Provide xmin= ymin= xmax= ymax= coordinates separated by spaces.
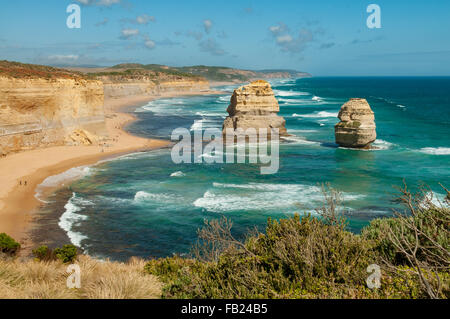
xmin=222 ymin=80 xmax=287 ymax=137
xmin=334 ymin=98 xmax=376 ymax=148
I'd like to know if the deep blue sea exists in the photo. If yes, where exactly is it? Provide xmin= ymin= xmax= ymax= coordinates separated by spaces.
xmin=36 ymin=77 xmax=450 ymax=261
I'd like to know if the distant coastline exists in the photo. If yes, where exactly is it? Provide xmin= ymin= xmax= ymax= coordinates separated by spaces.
xmin=0 ymin=88 xmax=224 ymax=255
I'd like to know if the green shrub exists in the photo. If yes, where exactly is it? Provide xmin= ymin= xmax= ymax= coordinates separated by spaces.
xmin=362 ymin=205 xmax=449 ymax=267
xmin=0 ymin=233 xmax=21 ymax=255
xmin=32 ymin=245 xmax=54 ymax=261
xmin=144 ymin=184 xmax=449 ymax=299
xmin=53 ymin=245 xmax=78 ymax=263
xmin=145 ymin=214 xmax=383 ymax=299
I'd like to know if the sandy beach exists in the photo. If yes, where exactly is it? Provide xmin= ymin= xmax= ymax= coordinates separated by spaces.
xmin=0 ymin=89 xmax=223 ymax=248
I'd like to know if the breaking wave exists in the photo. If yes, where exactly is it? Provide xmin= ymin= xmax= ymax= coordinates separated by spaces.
xmin=193 ymin=183 xmax=364 ymax=213
xmin=418 ymin=147 xmax=450 ymax=155
xmin=274 ymin=90 xmax=310 ymax=97
xmin=292 ymin=111 xmax=338 ymax=118
xmin=134 ymin=191 xmax=182 ymax=204
xmin=58 ymin=193 xmax=92 ymax=248
xmin=170 ymin=171 xmax=186 ymax=177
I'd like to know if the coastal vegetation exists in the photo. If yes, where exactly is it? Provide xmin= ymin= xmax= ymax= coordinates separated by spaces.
xmin=0 ymin=60 xmax=85 ymax=79
xmin=33 ymin=245 xmax=78 ymax=264
xmin=87 ymin=64 xmax=202 ymax=81
xmin=0 ymin=254 xmax=161 ymax=299
xmin=0 ymin=60 xmax=310 ymax=84
xmin=0 ymin=233 xmax=21 ymax=255
xmin=145 ymin=184 xmax=449 ymax=299
xmin=0 ymin=184 xmax=448 ymax=299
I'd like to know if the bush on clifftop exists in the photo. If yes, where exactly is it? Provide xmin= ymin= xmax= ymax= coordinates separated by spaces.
xmin=145 ymin=184 xmax=450 ymax=299
xmin=33 ymin=244 xmax=78 ymax=263
xmin=0 ymin=233 xmax=20 ymax=255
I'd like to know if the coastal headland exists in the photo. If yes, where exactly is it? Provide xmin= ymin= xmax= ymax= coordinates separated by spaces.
xmin=0 ymin=61 xmax=237 ymax=250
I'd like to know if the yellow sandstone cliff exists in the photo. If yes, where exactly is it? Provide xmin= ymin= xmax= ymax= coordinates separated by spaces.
xmin=0 ymin=61 xmax=213 ymax=156
xmin=101 ymin=77 xmax=210 ymax=99
xmin=0 ymin=76 xmax=106 ymax=155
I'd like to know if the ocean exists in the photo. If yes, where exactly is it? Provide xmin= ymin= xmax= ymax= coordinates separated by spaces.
xmin=34 ymin=77 xmax=450 ymax=261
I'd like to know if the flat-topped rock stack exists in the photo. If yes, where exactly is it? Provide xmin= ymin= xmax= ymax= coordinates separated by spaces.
xmin=222 ymin=80 xmax=287 ymax=137
xmin=334 ymin=98 xmax=376 ymax=148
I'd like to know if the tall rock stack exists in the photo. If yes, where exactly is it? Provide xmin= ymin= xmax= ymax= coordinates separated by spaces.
xmin=334 ymin=98 xmax=376 ymax=148
xmin=222 ymin=80 xmax=287 ymax=137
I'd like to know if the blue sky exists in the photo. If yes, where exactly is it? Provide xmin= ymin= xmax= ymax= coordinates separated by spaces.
xmin=0 ymin=0 xmax=449 ymax=75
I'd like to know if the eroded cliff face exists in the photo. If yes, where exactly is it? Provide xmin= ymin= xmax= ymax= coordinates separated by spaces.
xmin=0 ymin=77 xmax=106 ymax=155
xmin=101 ymin=76 xmax=209 ymax=99
xmin=222 ymin=80 xmax=287 ymax=136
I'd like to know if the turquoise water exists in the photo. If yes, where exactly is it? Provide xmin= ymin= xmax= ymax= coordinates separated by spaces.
xmin=40 ymin=77 xmax=450 ymax=261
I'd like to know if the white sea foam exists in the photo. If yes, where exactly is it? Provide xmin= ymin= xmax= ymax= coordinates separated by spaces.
xmin=217 ymin=96 xmax=230 ymax=103
xmin=39 ymin=166 xmax=92 ymax=188
xmin=288 ymin=129 xmax=319 ymax=133
xmin=293 ymin=111 xmax=338 ymax=118
xmin=281 ymin=135 xmax=320 ymax=145
xmin=274 ymin=90 xmax=310 ymax=97
xmin=397 ymin=104 xmax=406 ymax=108
xmin=35 ymin=166 xmax=93 ymax=203
xmin=216 ymin=85 xmax=238 ymax=92
xmin=193 ymin=183 xmax=364 ymax=213
xmin=134 ymin=191 xmax=181 ymax=204
xmin=420 ymin=191 xmax=449 ymax=208
xmin=312 ymin=96 xmax=322 ymax=101
xmin=339 ymin=139 xmax=395 ymax=151
xmin=58 ymin=193 xmax=91 ymax=248
xmin=136 ymin=98 xmax=187 ymax=115
xmin=190 ymin=118 xmax=222 ymax=131
xmin=418 ymin=147 xmax=450 ymax=155
xmin=278 ymin=98 xmax=308 ymax=105
xmin=195 ymin=111 xmax=225 ymax=118
xmin=373 ymin=139 xmax=395 ymax=150
xmin=170 ymin=171 xmax=186 ymax=177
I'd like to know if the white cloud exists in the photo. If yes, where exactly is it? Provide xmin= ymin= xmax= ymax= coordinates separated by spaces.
xmin=144 ymin=37 xmax=156 ymax=49
xmin=47 ymin=55 xmax=79 ymax=62
xmin=75 ymin=0 xmax=121 ymax=6
xmin=136 ymin=14 xmax=155 ymax=25
xmin=203 ymin=19 xmax=213 ymax=34
xmin=276 ymin=35 xmax=293 ymax=44
xmin=269 ymin=23 xmax=315 ymax=54
xmin=120 ymin=28 xmax=139 ymax=40
xmin=269 ymin=24 xmax=287 ymax=35
xmin=98 ymin=0 xmax=120 ymax=5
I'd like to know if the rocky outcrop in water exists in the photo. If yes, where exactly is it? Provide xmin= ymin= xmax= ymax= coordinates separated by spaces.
xmin=334 ymin=98 xmax=376 ymax=148
xmin=222 ymin=80 xmax=287 ymax=137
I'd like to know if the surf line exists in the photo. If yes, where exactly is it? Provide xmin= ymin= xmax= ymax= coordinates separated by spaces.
xmin=171 ymin=126 xmax=280 ymax=175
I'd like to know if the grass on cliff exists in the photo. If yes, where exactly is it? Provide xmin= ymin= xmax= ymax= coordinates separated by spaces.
xmin=93 ymin=64 xmax=203 ymax=80
xmin=0 ymin=255 xmax=161 ymax=299
xmin=0 ymin=60 xmax=86 ymax=80
xmin=145 ymin=184 xmax=450 ymax=299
